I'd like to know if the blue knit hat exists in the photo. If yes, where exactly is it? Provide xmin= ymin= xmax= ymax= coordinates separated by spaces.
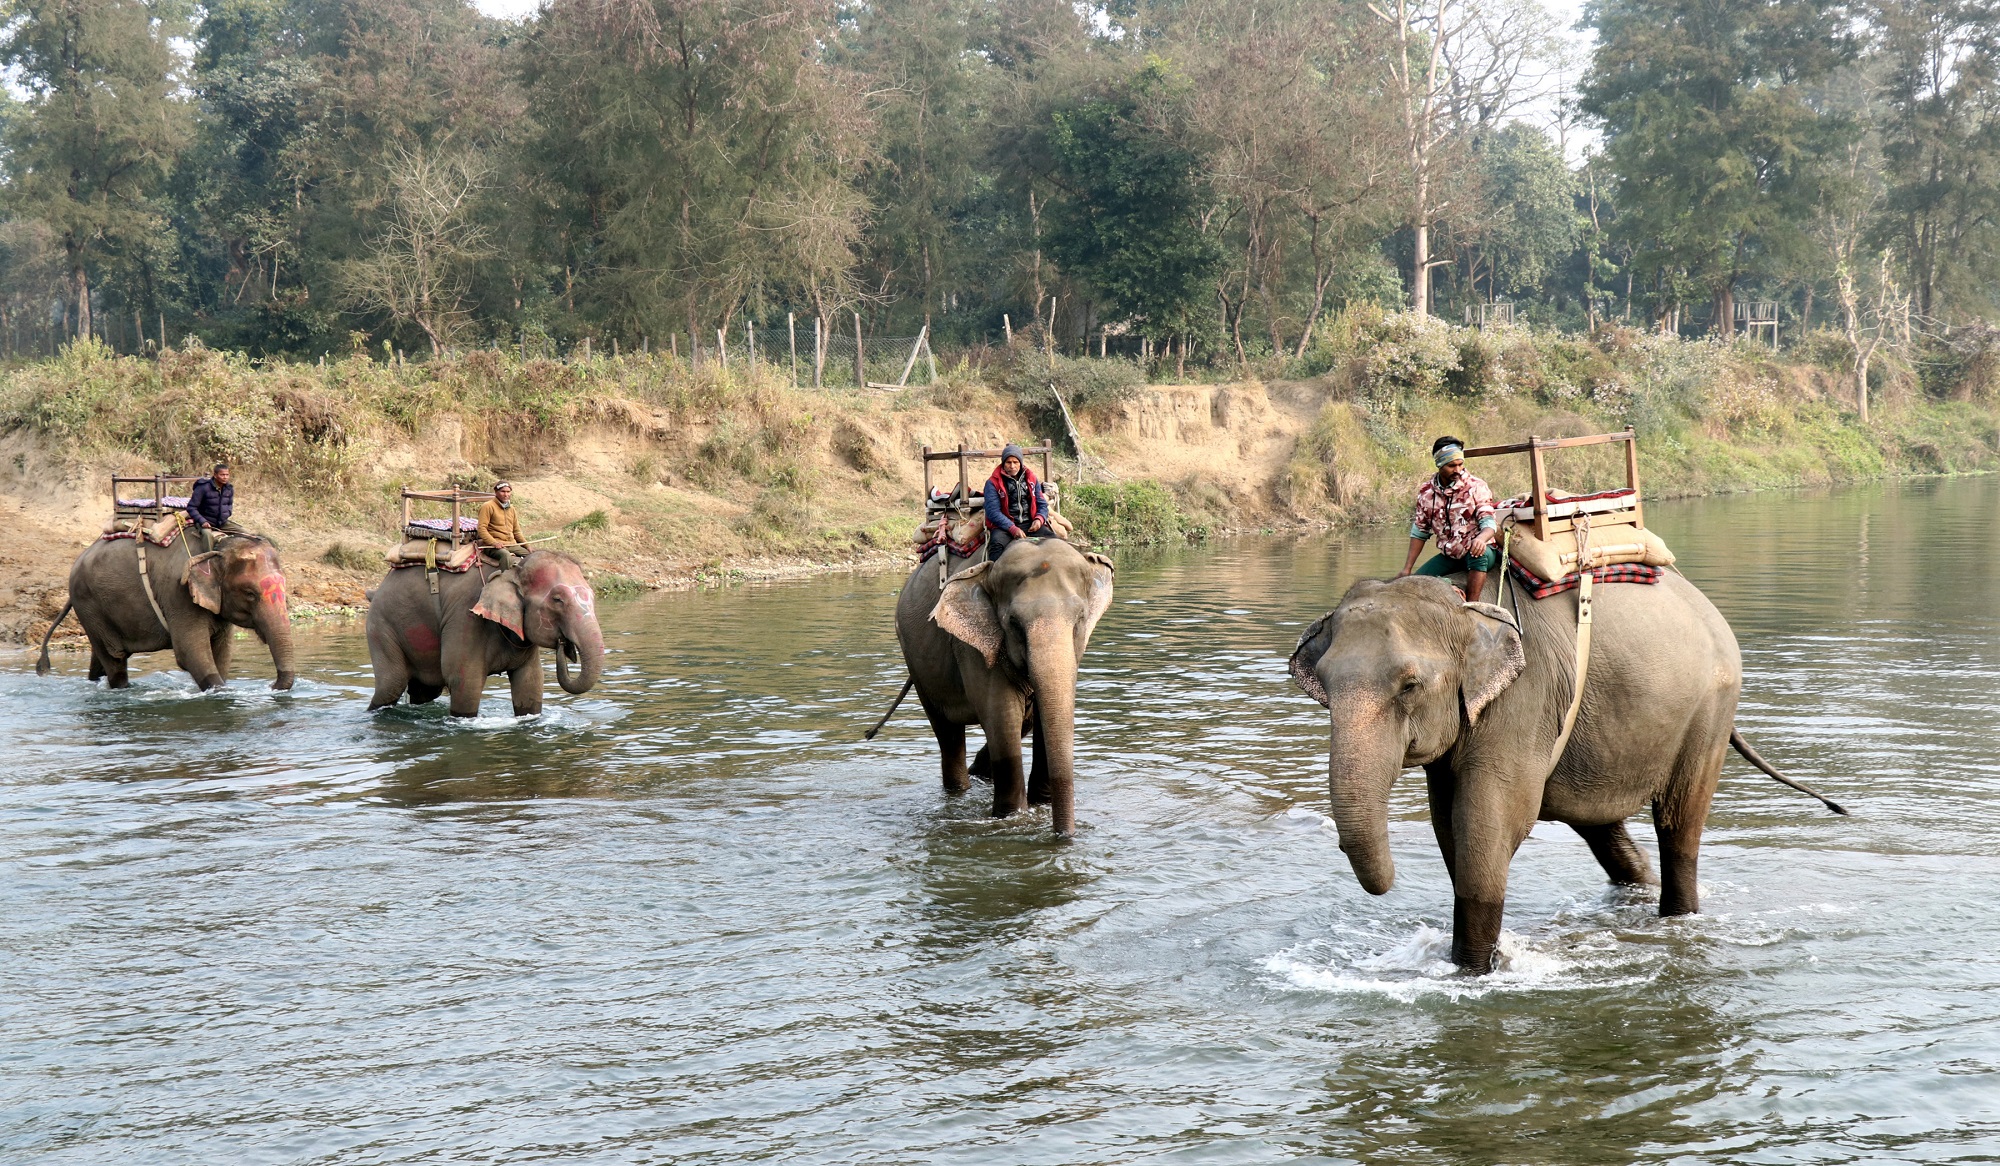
xmin=1001 ymin=444 xmax=1025 ymax=463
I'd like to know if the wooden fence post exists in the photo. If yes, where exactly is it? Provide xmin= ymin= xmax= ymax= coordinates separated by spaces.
xmin=814 ymin=316 xmax=824 ymax=388
xmin=788 ymin=313 xmax=798 ymax=386
xmin=852 ymin=310 xmax=865 ymax=388
xmin=896 ymin=324 xmax=928 ymax=386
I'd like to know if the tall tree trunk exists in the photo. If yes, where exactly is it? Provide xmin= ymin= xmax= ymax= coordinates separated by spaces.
xmin=73 ymin=262 xmax=91 ymax=341
xmin=1714 ymin=281 xmax=1734 ymax=339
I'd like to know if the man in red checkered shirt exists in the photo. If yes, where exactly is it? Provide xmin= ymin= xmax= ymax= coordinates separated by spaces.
xmin=1399 ymin=435 xmax=1500 ymax=601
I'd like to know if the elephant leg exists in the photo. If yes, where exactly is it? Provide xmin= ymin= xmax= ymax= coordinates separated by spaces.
xmin=968 ymin=742 xmax=991 ymax=779
xmin=508 ymin=660 xmax=544 ymax=717
xmin=1653 ymin=741 xmax=1723 ymax=917
xmin=173 ymin=626 xmax=225 ymax=691
xmin=1449 ymin=784 xmax=1538 ymax=973
xmin=407 ymin=678 xmax=444 ymax=705
xmin=918 ymin=693 xmax=968 ymax=793
xmin=210 ymin=623 xmax=235 ymax=682
xmin=88 ymin=652 xmax=104 ymax=683
xmin=447 ymin=671 xmax=486 ymax=717
xmin=983 ymin=701 xmax=1029 ymax=818
xmin=1574 ymin=820 xmax=1658 ymax=887
xmin=367 ymin=626 xmax=410 ymax=710
xmin=1028 ymin=705 xmax=1050 ymax=805
xmin=1424 ymin=760 xmax=1459 ymax=883
xmin=103 ymin=650 xmax=130 ymax=689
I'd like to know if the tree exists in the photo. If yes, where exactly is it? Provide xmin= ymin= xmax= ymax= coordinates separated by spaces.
xmin=1870 ymin=0 xmax=2000 ymax=323
xmin=1582 ymin=0 xmax=1852 ymax=334
xmin=341 ymin=148 xmax=493 ymax=352
xmin=525 ymin=0 xmax=870 ymax=343
xmin=1455 ymin=123 xmax=1579 ymax=306
xmin=1039 ymin=58 xmax=1224 ymax=363
xmin=0 ymin=0 xmax=190 ymax=340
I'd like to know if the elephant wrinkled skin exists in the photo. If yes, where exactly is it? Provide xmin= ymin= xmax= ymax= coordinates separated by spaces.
xmin=894 ymin=538 xmax=1115 ymax=836
xmin=1290 ymin=572 xmax=1749 ymax=973
xmin=366 ymin=549 xmax=604 ymax=717
xmin=38 ymin=533 xmax=296 ymax=691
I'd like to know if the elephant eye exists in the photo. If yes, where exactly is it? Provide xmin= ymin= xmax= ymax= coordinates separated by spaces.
xmin=1398 ymin=675 xmax=1423 ymax=695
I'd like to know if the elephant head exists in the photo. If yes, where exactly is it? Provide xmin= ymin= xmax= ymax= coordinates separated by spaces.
xmin=473 ymin=550 xmax=604 ymax=694
xmin=186 ymin=535 xmax=296 ymax=690
xmin=1288 ymin=575 xmax=1523 ymax=895
xmin=930 ymin=540 xmax=1115 ymax=835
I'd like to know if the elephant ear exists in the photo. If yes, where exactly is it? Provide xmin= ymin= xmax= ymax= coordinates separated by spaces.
xmin=1078 ymin=556 xmax=1116 ymax=647
xmin=473 ymin=571 xmax=525 ymax=640
xmin=1459 ymin=602 xmax=1526 ymax=725
xmin=930 ymin=561 xmax=1002 ymax=667
xmin=184 ymin=551 xmax=225 ymax=614
xmin=1288 ymin=610 xmax=1340 ymax=708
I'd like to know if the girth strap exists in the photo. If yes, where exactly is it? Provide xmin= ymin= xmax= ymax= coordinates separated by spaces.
xmin=1547 ymin=514 xmax=1595 ymax=769
xmin=135 ymin=542 xmax=172 ymax=633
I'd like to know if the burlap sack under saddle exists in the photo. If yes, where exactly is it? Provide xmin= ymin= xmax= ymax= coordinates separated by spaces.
xmin=144 ymin=512 xmax=185 ymax=546
xmin=1508 ymin=523 xmax=1675 ymax=584
xmin=386 ymin=538 xmax=481 ymax=571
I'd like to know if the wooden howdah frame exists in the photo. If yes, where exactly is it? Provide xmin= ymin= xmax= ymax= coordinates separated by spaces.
xmin=1460 ymin=425 xmax=1644 ymax=540
xmin=400 ymin=486 xmax=495 ymax=549
xmin=920 ymin=443 xmax=1054 ymax=512
xmin=112 ymin=474 xmax=203 ymax=518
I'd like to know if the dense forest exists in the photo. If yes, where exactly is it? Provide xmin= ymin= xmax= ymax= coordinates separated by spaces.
xmin=2 ymin=0 xmax=1997 ymax=395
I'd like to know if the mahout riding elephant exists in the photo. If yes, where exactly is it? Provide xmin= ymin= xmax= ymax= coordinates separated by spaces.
xmin=1289 ymin=572 xmax=1835 ymax=973
xmin=37 ymin=531 xmax=295 ymax=691
xmin=894 ymin=537 xmax=1115 ymax=836
xmin=366 ymin=549 xmax=604 ymax=717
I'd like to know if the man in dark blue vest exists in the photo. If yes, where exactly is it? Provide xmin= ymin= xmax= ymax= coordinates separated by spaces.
xmin=186 ymin=463 xmax=246 ymax=550
xmin=983 ymin=444 xmax=1057 ymax=560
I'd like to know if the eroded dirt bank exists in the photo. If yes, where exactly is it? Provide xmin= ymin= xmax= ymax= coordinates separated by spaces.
xmin=6 ymin=358 xmax=1996 ymax=650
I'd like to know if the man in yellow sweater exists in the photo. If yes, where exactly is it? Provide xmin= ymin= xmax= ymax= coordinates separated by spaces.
xmin=477 ymin=481 xmax=530 ymax=568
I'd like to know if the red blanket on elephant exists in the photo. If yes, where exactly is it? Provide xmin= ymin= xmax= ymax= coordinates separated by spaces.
xmin=1509 ymin=561 xmax=1661 ymax=600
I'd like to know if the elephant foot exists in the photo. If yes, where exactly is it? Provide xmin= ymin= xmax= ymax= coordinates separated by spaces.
xmin=1451 ymin=898 xmax=1505 ymax=974
xmin=968 ymin=744 xmax=992 ymax=780
xmin=197 ymin=673 xmax=227 ymax=691
xmin=272 ymin=673 xmax=296 ymax=691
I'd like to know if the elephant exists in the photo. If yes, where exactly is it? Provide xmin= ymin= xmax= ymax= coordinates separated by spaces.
xmin=365 ymin=549 xmax=604 ymax=717
xmin=36 ymin=531 xmax=296 ymax=690
xmin=894 ymin=537 xmax=1115 ymax=836
xmin=1289 ymin=571 xmax=1832 ymax=973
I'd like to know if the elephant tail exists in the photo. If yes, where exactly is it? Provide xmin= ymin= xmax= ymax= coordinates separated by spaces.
xmin=862 ymin=675 xmax=916 ymax=740
xmin=1731 ymin=729 xmax=1848 ymax=816
xmin=35 ymin=599 xmax=74 ymax=677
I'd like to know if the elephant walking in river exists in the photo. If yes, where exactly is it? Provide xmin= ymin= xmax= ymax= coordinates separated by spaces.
xmin=895 ymin=538 xmax=1115 ymax=836
xmin=37 ymin=532 xmax=295 ymax=690
xmin=1289 ymin=572 xmax=1828 ymax=973
xmin=366 ymin=549 xmax=604 ymax=717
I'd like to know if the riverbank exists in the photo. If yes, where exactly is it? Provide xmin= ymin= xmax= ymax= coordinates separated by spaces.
xmin=4 ymin=323 xmax=1997 ymax=647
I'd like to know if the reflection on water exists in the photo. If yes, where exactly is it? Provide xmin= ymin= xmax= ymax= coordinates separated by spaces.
xmin=2 ymin=477 xmax=1997 ymax=1163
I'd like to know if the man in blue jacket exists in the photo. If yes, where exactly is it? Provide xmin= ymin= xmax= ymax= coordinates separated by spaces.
xmin=983 ymin=444 xmax=1056 ymax=560
xmin=186 ymin=463 xmax=246 ymax=550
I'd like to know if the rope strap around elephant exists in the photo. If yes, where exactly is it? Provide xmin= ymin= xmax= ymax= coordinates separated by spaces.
xmin=1546 ymin=515 xmax=1594 ymax=770
xmin=135 ymin=543 xmax=172 ymax=633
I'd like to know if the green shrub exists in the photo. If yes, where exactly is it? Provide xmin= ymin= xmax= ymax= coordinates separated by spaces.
xmin=1064 ymin=480 xmax=1187 ymax=545
xmin=1002 ymin=351 xmax=1145 ymax=440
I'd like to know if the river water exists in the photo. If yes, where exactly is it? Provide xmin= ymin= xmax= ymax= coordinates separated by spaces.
xmin=3 ymin=477 xmax=1996 ymax=1164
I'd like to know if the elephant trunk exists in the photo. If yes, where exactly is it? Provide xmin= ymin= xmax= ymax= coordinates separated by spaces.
xmin=256 ymin=602 xmax=296 ymax=691
xmin=1326 ymin=696 xmax=1402 ymax=895
xmin=1027 ymin=622 xmax=1080 ymax=836
xmin=555 ymin=609 xmax=604 ymax=695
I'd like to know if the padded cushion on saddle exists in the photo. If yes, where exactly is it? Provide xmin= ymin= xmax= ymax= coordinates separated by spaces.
xmin=405 ymin=517 xmax=478 ymax=539
xmin=386 ymin=538 xmax=480 ymax=571
xmin=1508 ymin=524 xmax=1674 ymax=584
